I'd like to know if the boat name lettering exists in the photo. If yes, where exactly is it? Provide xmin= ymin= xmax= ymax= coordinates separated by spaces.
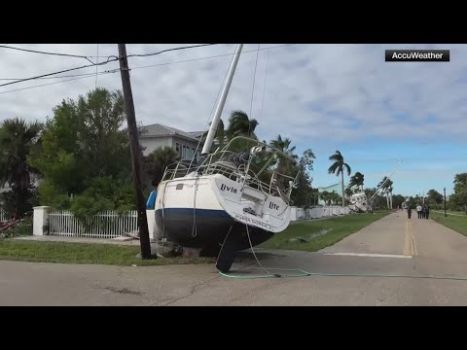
xmin=220 ymin=183 xmax=238 ymax=193
xmin=234 ymin=214 xmax=272 ymax=230
xmin=269 ymin=202 xmax=279 ymax=210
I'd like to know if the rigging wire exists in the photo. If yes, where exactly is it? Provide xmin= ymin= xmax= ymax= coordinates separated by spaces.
xmin=258 ymin=49 xmax=270 ymax=120
xmin=249 ymin=44 xmax=260 ymax=118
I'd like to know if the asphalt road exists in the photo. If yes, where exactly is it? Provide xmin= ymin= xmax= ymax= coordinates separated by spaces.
xmin=2 ymin=211 xmax=467 ymax=305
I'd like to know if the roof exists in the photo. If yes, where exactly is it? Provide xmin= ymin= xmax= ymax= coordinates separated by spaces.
xmin=187 ymin=130 xmax=205 ymax=139
xmin=139 ymin=123 xmax=205 ymax=141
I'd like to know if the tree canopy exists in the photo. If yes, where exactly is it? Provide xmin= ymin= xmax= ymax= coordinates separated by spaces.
xmin=29 ymin=88 xmax=133 ymax=214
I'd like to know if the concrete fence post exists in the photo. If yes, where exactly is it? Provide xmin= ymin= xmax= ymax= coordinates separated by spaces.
xmin=33 ymin=206 xmax=50 ymax=236
xmin=290 ymin=207 xmax=297 ymax=221
xmin=146 ymin=209 xmax=156 ymax=240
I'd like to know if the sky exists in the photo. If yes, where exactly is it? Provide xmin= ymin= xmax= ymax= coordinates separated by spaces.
xmin=1 ymin=43 xmax=466 ymax=197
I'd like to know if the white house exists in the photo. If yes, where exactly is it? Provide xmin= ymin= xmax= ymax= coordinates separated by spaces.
xmin=138 ymin=123 xmax=205 ymax=161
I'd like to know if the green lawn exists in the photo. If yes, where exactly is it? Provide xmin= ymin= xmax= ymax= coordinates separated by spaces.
xmin=431 ymin=211 xmax=467 ymax=236
xmin=259 ymin=211 xmax=391 ymax=252
xmin=432 ymin=210 xmax=467 ymax=216
xmin=0 ymin=211 xmax=391 ymax=264
xmin=0 ymin=240 xmax=214 ymax=266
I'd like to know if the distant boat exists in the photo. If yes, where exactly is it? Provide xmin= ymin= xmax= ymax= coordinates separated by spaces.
xmin=154 ymin=44 xmax=298 ymax=272
xmin=349 ymin=192 xmax=370 ymax=213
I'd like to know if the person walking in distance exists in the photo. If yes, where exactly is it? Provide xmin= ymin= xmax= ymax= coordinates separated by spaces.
xmin=422 ymin=204 xmax=427 ymax=219
xmin=425 ymin=205 xmax=430 ymax=219
xmin=416 ymin=204 xmax=422 ymax=219
xmin=407 ymin=206 xmax=412 ymax=219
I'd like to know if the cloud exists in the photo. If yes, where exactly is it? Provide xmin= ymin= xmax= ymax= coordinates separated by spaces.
xmin=1 ymin=44 xmax=467 ymax=196
xmin=2 ymin=44 xmax=467 ymax=144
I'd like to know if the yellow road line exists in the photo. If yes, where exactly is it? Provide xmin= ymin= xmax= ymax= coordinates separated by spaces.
xmin=404 ymin=221 xmax=410 ymax=256
xmin=410 ymin=220 xmax=417 ymax=256
xmin=404 ymin=220 xmax=417 ymax=256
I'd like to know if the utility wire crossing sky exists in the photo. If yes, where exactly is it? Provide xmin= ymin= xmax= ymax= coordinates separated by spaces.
xmin=1 ymin=43 xmax=466 ymax=196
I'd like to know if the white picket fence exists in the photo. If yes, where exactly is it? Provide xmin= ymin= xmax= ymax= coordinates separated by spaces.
xmin=0 ymin=208 xmax=7 ymax=222
xmin=48 ymin=210 xmax=138 ymax=239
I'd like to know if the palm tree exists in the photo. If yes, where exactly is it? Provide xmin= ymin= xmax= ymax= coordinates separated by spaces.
xmin=388 ymin=184 xmax=393 ymax=209
xmin=225 ymin=110 xmax=259 ymax=139
xmin=0 ymin=118 xmax=42 ymax=217
xmin=201 ymin=111 xmax=258 ymax=154
xmin=378 ymin=177 xmax=393 ymax=209
xmin=349 ymin=171 xmax=365 ymax=192
xmin=270 ymin=135 xmax=298 ymax=174
xmin=328 ymin=150 xmax=351 ymax=207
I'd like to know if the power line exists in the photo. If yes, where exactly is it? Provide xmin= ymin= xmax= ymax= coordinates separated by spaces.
xmin=0 ymin=70 xmax=118 ymax=95
xmin=0 ymin=44 xmax=292 ymax=92
xmin=0 ymin=69 xmax=119 ymax=81
xmin=95 ymin=44 xmax=99 ymax=88
xmin=129 ymin=44 xmax=291 ymax=71
xmin=0 ymin=56 xmax=119 ymax=88
xmin=0 ymin=44 xmax=96 ymax=63
xmin=0 ymin=44 xmax=215 ymax=62
xmin=0 ymin=45 xmax=291 ymax=84
xmin=0 ymin=44 xmax=219 ymax=88
xmin=126 ymin=44 xmax=215 ymax=58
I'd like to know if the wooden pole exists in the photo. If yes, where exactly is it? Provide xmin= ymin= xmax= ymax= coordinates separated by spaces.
xmin=118 ymin=44 xmax=153 ymax=259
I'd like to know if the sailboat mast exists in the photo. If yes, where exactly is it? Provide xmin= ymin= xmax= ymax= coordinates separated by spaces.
xmin=201 ymin=44 xmax=243 ymax=155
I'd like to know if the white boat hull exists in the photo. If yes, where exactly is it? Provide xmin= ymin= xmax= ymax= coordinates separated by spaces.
xmin=155 ymin=173 xmax=290 ymax=252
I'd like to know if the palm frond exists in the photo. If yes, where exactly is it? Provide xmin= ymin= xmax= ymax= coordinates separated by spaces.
xmin=344 ymin=163 xmax=351 ymax=176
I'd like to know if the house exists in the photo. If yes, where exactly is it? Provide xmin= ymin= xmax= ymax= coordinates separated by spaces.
xmin=138 ymin=123 xmax=205 ymax=161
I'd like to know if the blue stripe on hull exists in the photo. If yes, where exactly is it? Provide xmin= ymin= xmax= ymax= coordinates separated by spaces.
xmin=155 ymin=208 xmax=230 ymax=218
xmin=154 ymin=207 xmax=273 ymax=253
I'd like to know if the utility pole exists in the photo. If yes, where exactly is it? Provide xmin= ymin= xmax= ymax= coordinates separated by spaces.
xmin=118 ymin=44 xmax=153 ymax=260
xmin=443 ymin=187 xmax=447 ymax=217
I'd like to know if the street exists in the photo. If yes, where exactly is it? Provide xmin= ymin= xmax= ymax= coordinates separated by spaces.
xmin=2 ymin=211 xmax=467 ymax=305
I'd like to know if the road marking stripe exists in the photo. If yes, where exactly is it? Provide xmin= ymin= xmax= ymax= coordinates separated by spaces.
xmin=404 ymin=221 xmax=411 ymax=256
xmin=408 ymin=219 xmax=417 ymax=256
xmin=322 ymin=253 xmax=412 ymax=259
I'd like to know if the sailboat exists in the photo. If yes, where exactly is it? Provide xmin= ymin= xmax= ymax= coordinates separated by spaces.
xmin=349 ymin=191 xmax=369 ymax=213
xmin=154 ymin=44 xmax=298 ymax=272
xmin=349 ymin=168 xmax=401 ymax=213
